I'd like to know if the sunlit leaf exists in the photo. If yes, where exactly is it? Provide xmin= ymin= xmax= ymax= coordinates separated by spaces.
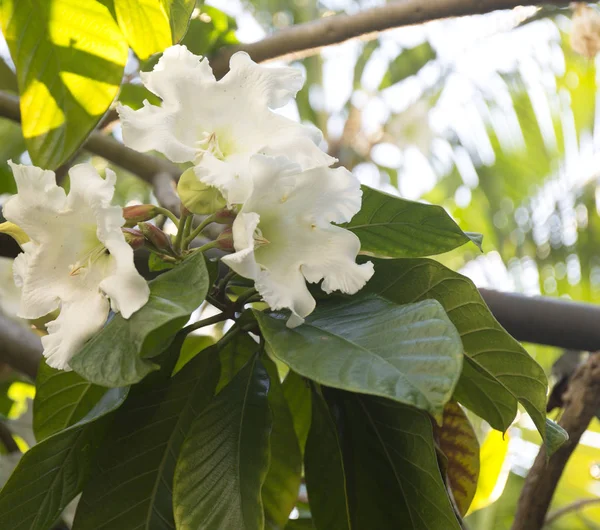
xmin=181 ymin=5 xmax=239 ymax=56
xmin=0 ymin=0 xmax=128 ymax=168
xmin=379 ymin=41 xmax=436 ymax=90
xmin=256 ymin=295 xmax=463 ymax=418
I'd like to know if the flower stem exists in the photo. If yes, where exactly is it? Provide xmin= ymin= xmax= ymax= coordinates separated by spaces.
xmin=174 ymin=210 xmax=191 ymax=252
xmin=234 ymin=288 xmax=258 ymax=310
xmin=193 ymin=240 xmax=220 ymax=253
xmin=184 ymin=214 xmax=216 ymax=248
xmin=155 ymin=207 xmax=180 ymax=228
xmin=183 ymin=312 xmax=231 ymax=334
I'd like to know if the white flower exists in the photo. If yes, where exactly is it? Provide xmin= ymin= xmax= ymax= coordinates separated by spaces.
xmin=117 ymin=45 xmax=334 ymax=204
xmin=3 ymin=162 xmax=150 ymax=369
xmin=222 ymin=156 xmax=374 ymax=327
xmin=0 ymin=256 xmax=22 ymax=319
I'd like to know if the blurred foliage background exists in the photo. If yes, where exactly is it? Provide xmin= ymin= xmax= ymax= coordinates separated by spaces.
xmin=2 ymin=0 xmax=600 ymax=528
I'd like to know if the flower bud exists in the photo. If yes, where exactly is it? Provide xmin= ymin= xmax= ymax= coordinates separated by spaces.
xmin=122 ymin=204 xmax=160 ymax=227
xmin=215 ymin=227 xmax=235 ymax=250
xmin=138 ymin=222 xmax=175 ymax=255
xmin=214 ymin=208 xmax=237 ymax=225
xmin=121 ymin=227 xmax=145 ymax=250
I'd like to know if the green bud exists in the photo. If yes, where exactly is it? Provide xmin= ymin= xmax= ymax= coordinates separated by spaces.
xmin=177 ymin=168 xmax=226 ymax=215
xmin=122 ymin=204 xmax=160 ymax=227
xmin=121 ymin=227 xmax=145 ymax=250
xmin=138 ymin=222 xmax=175 ymax=255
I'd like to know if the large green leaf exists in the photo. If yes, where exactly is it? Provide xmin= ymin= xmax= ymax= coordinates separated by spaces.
xmin=362 ymin=258 xmax=550 ymax=444
xmin=379 ymin=41 xmax=436 ymax=90
xmin=262 ymin=358 xmax=302 ymax=530
xmin=0 ymin=58 xmax=17 ymax=93
xmin=33 ymin=361 xmax=106 ymax=442
xmin=181 ymin=5 xmax=239 ymax=57
xmin=71 ymin=250 xmax=210 ymax=387
xmin=306 ymin=388 xmax=461 ymax=530
xmin=0 ymin=0 xmax=128 ymax=168
xmin=304 ymin=387 xmax=351 ymax=530
xmin=345 ymin=186 xmax=480 ymax=258
xmin=114 ymin=0 xmax=171 ymax=60
xmin=173 ymin=356 xmax=271 ymax=530
xmin=256 ymin=295 xmax=463 ymax=418
xmin=161 ymin=0 xmax=196 ymax=42
xmin=72 ymin=345 xmax=220 ymax=530
xmin=282 ymin=370 xmax=312 ymax=457
xmin=0 ymin=118 xmax=25 ymax=193
xmin=0 ymin=387 xmax=127 ymax=530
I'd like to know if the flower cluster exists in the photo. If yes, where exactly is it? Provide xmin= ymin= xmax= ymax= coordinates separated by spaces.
xmin=2 ymin=45 xmax=373 ymax=370
xmin=119 ymin=45 xmax=374 ymax=326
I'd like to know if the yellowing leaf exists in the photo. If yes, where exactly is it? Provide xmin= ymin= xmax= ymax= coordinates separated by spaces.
xmin=438 ymin=402 xmax=479 ymax=516
xmin=468 ymin=429 xmax=510 ymax=514
xmin=0 ymin=0 xmax=128 ymax=169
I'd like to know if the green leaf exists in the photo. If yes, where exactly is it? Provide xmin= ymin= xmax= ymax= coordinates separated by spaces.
xmin=114 ymin=0 xmax=172 ymax=60
xmin=379 ymin=41 xmax=436 ymax=90
xmin=118 ymin=83 xmax=161 ymax=110
xmin=181 ymin=5 xmax=239 ymax=57
xmin=0 ymin=0 xmax=128 ymax=168
xmin=363 ymin=257 xmax=549 ymax=446
xmin=286 ymin=520 xmax=315 ymax=529
xmin=173 ymin=355 xmax=271 ymax=530
xmin=33 ymin=361 xmax=107 ymax=442
xmin=262 ymin=357 xmax=302 ymax=529
xmin=282 ymin=370 xmax=311 ymax=457
xmin=345 ymin=186 xmax=480 ymax=258
xmin=177 ymin=167 xmax=226 ymax=215
xmin=72 ymin=344 xmax=221 ymax=530
xmin=71 ymin=250 xmax=210 ymax=387
xmin=217 ymin=332 xmax=260 ymax=392
xmin=161 ymin=0 xmax=196 ymax=42
xmin=0 ymin=118 xmax=25 ymax=193
xmin=545 ymin=418 xmax=568 ymax=455
xmin=173 ymin=333 xmax=216 ymax=374
xmin=304 ymin=388 xmax=351 ymax=530
xmin=0 ymin=58 xmax=17 ymax=93
xmin=0 ymin=387 xmax=127 ymax=530
xmin=256 ymin=295 xmax=463 ymax=418
xmin=306 ymin=388 xmax=461 ymax=530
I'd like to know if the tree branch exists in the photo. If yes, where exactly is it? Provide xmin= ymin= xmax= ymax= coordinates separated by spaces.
xmin=209 ymin=0 xmax=572 ymax=77
xmin=0 ymin=314 xmax=42 ymax=380
xmin=512 ymin=352 xmax=600 ymax=530
xmin=545 ymin=498 xmax=600 ymax=526
xmin=0 ymin=91 xmax=180 ymax=183
xmin=0 ymin=422 xmax=20 ymax=453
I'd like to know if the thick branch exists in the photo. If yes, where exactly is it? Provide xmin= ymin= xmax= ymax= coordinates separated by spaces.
xmin=209 ymin=0 xmax=571 ymax=77
xmin=512 ymin=352 xmax=600 ymax=530
xmin=0 ymin=313 xmax=42 ymax=380
xmin=0 ymin=91 xmax=180 ymax=182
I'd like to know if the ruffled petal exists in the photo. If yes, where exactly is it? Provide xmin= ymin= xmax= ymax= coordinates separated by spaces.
xmin=41 ymin=292 xmax=110 ymax=370
xmin=100 ymin=237 xmax=150 ymax=318
xmin=221 ymin=212 xmax=262 ymax=279
xmin=3 ymin=162 xmax=67 ymax=243
xmin=224 ymin=51 xmax=304 ymax=109
xmin=118 ymin=102 xmax=198 ymax=163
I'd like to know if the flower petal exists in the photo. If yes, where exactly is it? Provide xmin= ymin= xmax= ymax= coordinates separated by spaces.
xmin=41 ymin=292 xmax=110 ymax=370
xmin=221 ymin=212 xmax=262 ymax=279
xmin=100 ymin=238 xmax=150 ymax=318
xmin=225 ymin=51 xmax=304 ymax=109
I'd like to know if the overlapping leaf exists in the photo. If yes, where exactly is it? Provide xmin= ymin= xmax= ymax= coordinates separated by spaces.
xmin=173 ymin=356 xmax=271 ymax=530
xmin=0 ymin=387 xmax=127 ymax=530
xmin=33 ymin=361 xmax=106 ymax=441
xmin=73 ymin=344 xmax=221 ymax=530
xmin=71 ymin=250 xmax=209 ymax=387
xmin=305 ymin=388 xmax=461 ymax=530
xmin=344 ymin=186 xmax=481 ymax=258
xmin=256 ymin=295 xmax=463 ymax=418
